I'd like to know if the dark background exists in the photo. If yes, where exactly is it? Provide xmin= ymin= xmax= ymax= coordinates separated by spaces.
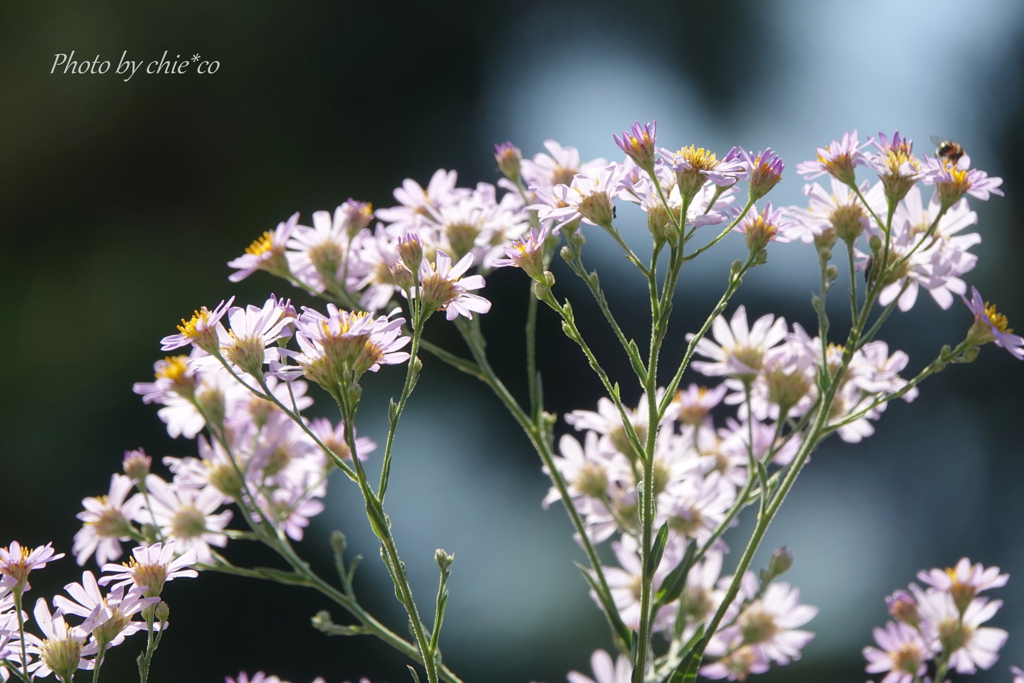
xmin=3 ymin=2 xmax=1024 ymax=682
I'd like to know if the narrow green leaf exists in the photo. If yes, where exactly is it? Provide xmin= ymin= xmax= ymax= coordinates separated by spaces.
xmin=575 ymin=561 xmax=632 ymax=648
xmin=655 ymin=539 xmax=697 ymax=608
xmin=646 ymin=523 xmax=670 ymax=578
xmin=627 ymin=340 xmax=649 ymax=383
xmin=407 ymin=666 xmax=422 ymax=683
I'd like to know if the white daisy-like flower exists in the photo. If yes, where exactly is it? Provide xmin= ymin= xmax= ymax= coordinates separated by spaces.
xmin=228 ymin=212 xmax=298 ymax=283
xmin=0 ymin=542 xmax=64 ymax=591
xmin=73 ymin=474 xmax=143 ymax=567
xmin=53 ymin=571 xmax=158 ymax=647
xmin=100 ymin=541 xmax=199 ymax=598
xmin=25 ymin=599 xmax=97 ymax=680
xmin=521 ymin=139 xmax=607 ymax=191
xmin=690 ymin=306 xmax=788 ymax=379
xmin=408 ymin=251 xmax=491 ymax=321
xmin=913 ymin=586 xmax=1008 ymax=674
xmin=863 ymin=620 xmax=931 ymax=683
xmin=143 ymin=477 xmax=232 ymax=564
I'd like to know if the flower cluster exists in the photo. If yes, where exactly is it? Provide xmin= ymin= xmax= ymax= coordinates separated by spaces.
xmin=865 ymin=559 xmax=1009 ymax=683
xmin=227 ymin=168 xmax=524 ymax=320
xmin=0 ymin=540 xmax=195 ymax=681
xmin=548 ymin=387 xmax=817 ymax=680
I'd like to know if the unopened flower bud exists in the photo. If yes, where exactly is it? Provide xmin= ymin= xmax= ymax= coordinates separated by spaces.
xmin=123 ymin=448 xmax=152 ymax=484
xmin=330 ymin=530 xmax=347 ymax=556
xmin=868 ymin=235 xmax=882 ymax=253
xmin=829 ymin=204 xmax=868 ymax=244
xmin=391 ymin=262 xmax=415 ymax=291
xmin=886 ymin=589 xmax=919 ymax=628
xmin=813 ymin=227 xmax=838 ymax=252
xmin=494 ymin=142 xmax=522 ymax=181
xmin=825 ymin=265 xmax=838 ymax=282
xmin=647 ymin=203 xmax=675 ymax=245
xmin=768 ymin=547 xmax=794 ymax=577
xmin=340 ymin=199 xmax=374 ymax=238
xmin=398 ymin=234 xmax=424 ymax=272
xmin=613 ymin=120 xmax=658 ymax=173
xmin=434 ymin=548 xmax=455 ymax=571
xmin=744 ymin=148 xmax=785 ymax=201
xmin=155 ymin=601 xmax=170 ymax=622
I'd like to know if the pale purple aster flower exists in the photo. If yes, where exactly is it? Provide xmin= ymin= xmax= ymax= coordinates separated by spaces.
xmin=73 ymin=474 xmax=143 ymax=567
xmin=863 ymin=621 xmax=931 ymax=683
xmin=917 ymin=558 xmax=1008 ymax=612
xmin=493 ymin=141 xmax=522 ymax=180
xmin=133 ymin=355 xmax=196 ymax=404
xmin=409 ymin=251 xmax=491 ymax=321
xmin=336 ymin=198 xmax=374 ymax=237
xmin=601 ymin=534 xmax=680 ymax=632
xmin=866 ymin=131 xmax=923 ymax=203
xmin=913 ymin=586 xmax=1007 ymax=674
xmin=160 ymin=297 xmax=235 ymax=354
xmin=122 ymin=448 xmax=152 ymax=484
xmin=521 ymin=140 xmax=608 ymax=190
xmin=689 ymin=306 xmax=788 ymax=380
xmin=673 ymin=384 xmax=727 ymax=426
xmin=285 ymin=209 xmax=354 ymax=293
xmin=260 ymin=487 xmax=325 ymax=541
xmin=308 ymin=417 xmax=376 ymax=463
xmin=886 ymin=589 xmax=920 ymax=627
xmin=567 ymin=649 xmax=631 ymax=683
xmin=143 ymin=476 xmax=232 ymax=564
xmin=677 ymin=550 xmax=725 ymax=639
xmin=375 ymin=168 xmax=468 ymax=232
xmin=783 ymin=178 xmax=881 ymax=246
xmin=861 ymin=187 xmax=979 ymax=312
xmin=543 ymin=431 xmax=627 ymax=510
xmin=658 ymin=145 xmax=747 ymax=203
xmin=282 ymin=306 xmax=410 ymax=386
xmin=492 ymin=226 xmax=550 ymax=281
xmin=533 ymin=164 xmax=625 ymax=230
xmin=352 ymin=225 xmax=403 ymax=312
xmin=228 ymin=212 xmax=298 ymax=282
xmin=100 ymin=541 xmax=198 ymax=597
xmin=1011 ymin=664 xmax=1024 ymax=683
xmin=733 ymin=201 xmax=792 ymax=252
xmin=962 ymin=287 xmax=1024 ymax=360
xmin=736 ymin=147 xmax=784 ymax=201
xmin=0 ymin=542 xmax=64 ymax=590
xmin=699 ymin=646 xmax=770 ymax=681
xmin=664 ymin=472 xmax=736 ymax=544
xmin=613 ymin=120 xmax=658 ymax=172
xmin=25 ymin=599 xmax=97 ymax=680
xmin=922 ymin=155 xmax=1003 ymax=206
xmin=565 ymin=392 xmax=677 ymax=458
xmin=708 ymin=582 xmax=817 ymax=666
xmin=202 ymin=296 xmax=294 ymax=377
xmin=426 ymin=188 xmax=516 ymax=263
xmin=717 ymin=416 xmax=801 ymax=466
xmin=795 ymin=130 xmax=869 ymax=185
xmin=53 ymin=571 xmax=158 ymax=647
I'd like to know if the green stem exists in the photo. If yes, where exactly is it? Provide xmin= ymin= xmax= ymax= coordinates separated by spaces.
xmin=379 ymin=318 xmax=425 ymax=500
xmin=450 ymin=320 xmax=628 ymax=651
xmin=332 ymin=389 xmax=438 ymax=683
xmin=12 ymin=586 xmax=28 ymax=682
xmin=526 ymin=290 xmax=541 ymax=421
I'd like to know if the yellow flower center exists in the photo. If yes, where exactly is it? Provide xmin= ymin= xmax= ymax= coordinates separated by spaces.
xmin=677 ymin=145 xmax=719 ymax=172
xmin=177 ymin=309 xmax=212 ymax=338
xmin=985 ymin=302 xmax=1011 ymax=333
xmin=155 ymin=355 xmax=190 ymax=382
xmin=245 ymin=231 xmax=276 ymax=257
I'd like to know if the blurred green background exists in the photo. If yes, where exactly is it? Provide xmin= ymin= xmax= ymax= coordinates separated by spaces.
xmin=3 ymin=1 xmax=1024 ymax=682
